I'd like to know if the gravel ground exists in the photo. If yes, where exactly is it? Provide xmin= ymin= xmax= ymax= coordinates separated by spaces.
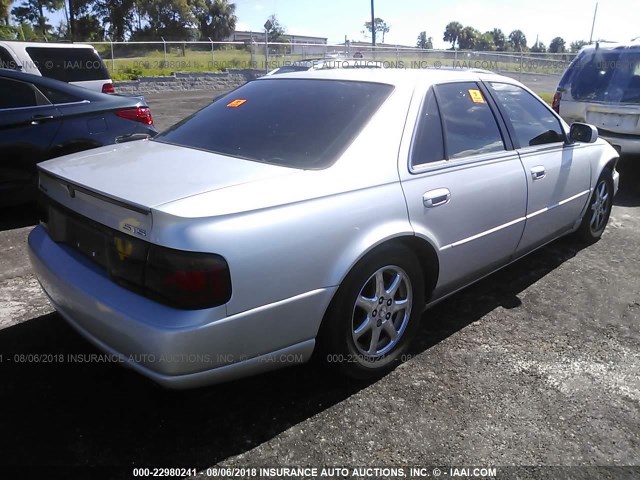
xmin=0 ymin=88 xmax=638 ymax=480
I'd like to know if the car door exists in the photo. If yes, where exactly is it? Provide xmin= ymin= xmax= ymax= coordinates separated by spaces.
xmin=0 ymin=77 xmax=62 ymax=204
xmin=399 ymin=82 xmax=528 ymax=299
xmin=486 ymin=82 xmax=591 ymax=255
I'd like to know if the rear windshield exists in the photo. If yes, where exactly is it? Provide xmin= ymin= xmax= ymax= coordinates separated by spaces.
xmin=565 ymin=47 xmax=640 ymax=103
xmin=26 ymin=47 xmax=110 ymax=82
xmin=154 ymin=79 xmax=394 ymax=169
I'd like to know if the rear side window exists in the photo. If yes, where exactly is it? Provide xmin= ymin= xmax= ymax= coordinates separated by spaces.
xmin=39 ymin=85 xmax=81 ymax=104
xmin=0 ymin=78 xmax=38 ymax=109
xmin=155 ymin=79 xmax=394 ymax=169
xmin=435 ymin=82 xmax=505 ymax=159
xmin=411 ymin=88 xmax=445 ymax=166
xmin=568 ymin=47 xmax=640 ymax=104
xmin=25 ymin=47 xmax=110 ymax=82
xmin=490 ymin=83 xmax=565 ymax=147
xmin=0 ymin=47 xmax=18 ymax=70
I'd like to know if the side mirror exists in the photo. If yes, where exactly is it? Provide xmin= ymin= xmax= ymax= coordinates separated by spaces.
xmin=569 ymin=122 xmax=598 ymax=143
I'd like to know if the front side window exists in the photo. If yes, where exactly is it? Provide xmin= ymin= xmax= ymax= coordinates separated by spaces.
xmin=435 ymin=82 xmax=505 ymax=159
xmin=155 ymin=79 xmax=394 ymax=169
xmin=0 ymin=78 xmax=38 ymax=109
xmin=490 ymin=83 xmax=565 ymax=147
xmin=411 ymin=88 xmax=445 ymax=167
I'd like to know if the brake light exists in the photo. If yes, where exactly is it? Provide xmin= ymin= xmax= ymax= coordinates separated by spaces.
xmin=144 ymin=246 xmax=232 ymax=310
xmin=552 ymin=91 xmax=562 ymax=113
xmin=115 ymin=107 xmax=154 ymax=126
xmin=102 ymin=82 xmax=115 ymax=94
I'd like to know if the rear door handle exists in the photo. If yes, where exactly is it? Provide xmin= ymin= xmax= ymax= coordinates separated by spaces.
xmin=531 ymin=165 xmax=546 ymax=180
xmin=423 ymin=188 xmax=451 ymax=208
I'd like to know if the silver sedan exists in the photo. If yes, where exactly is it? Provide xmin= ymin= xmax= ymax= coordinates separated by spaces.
xmin=29 ymin=69 xmax=620 ymax=388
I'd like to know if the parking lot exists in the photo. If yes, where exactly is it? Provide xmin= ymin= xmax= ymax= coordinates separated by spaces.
xmin=1 ymin=88 xmax=639 ymax=479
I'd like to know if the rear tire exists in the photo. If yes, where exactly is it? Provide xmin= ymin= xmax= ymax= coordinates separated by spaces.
xmin=318 ymin=244 xmax=425 ymax=380
xmin=575 ymin=169 xmax=613 ymax=243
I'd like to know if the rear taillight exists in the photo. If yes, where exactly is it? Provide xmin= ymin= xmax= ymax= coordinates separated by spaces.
xmin=144 ymin=246 xmax=232 ymax=310
xmin=102 ymin=82 xmax=115 ymax=94
xmin=552 ymin=91 xmax=562 ymax=113
xmin=107 ymin=233 xmax=231 ymax=309
xmin=115 ymin=106 xmax=154 ymax=126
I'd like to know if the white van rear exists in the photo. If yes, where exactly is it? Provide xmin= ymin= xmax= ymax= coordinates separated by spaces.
xmin=0 ymin=41 xmax=114 ymax=93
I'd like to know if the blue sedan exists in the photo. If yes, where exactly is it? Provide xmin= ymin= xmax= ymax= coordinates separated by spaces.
xmin=0 ymin=69 xmax=156 ymax=206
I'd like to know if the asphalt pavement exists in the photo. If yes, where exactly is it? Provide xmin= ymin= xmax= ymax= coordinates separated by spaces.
xmin=0 ymin=87 xmax=638 ymax=480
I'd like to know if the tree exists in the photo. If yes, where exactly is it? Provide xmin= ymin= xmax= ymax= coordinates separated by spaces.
xmin=443 ymin=21 xmax=462 ymax=49
xmin=94 ymin=0 xmax=135 ymax=41
xmin=193 ymin=0 xmax=237 ymax=40
xmin=491 ymin=28 xmax=506 ymax=50
xmin=364 ymin=17 xmax=390 ymax=44
xmin=265 ymin=13 xmax=285 ymax=43
xmin=508 ymin=29 xmax=527 ymax=51
xmin=135 ymin=0 xmax=197 ymax=40
xmin=416 ymin=31 xmax=433 ymax=49
xmin=0 ymin=0 xmax=11 ymax=25
xmin=11 ymin=0 xmax=64 ymax=38
xmin=570 ymin=40 xmax=588 ymax=53
xmin=530 ymin=41 xmax=547 ymax=53
xmin=457 ymin=26 xmax=479 ymax=50
xmin=549 ymin=36 xmax=566 ymax=53
xmin=477 ymin=32 xmax=496 ymax=51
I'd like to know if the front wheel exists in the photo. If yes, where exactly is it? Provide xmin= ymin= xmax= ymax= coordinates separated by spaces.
xmin=318 ymin=244 xmax=425 ymax=380
xmin=575 ymin=170 xmax=614 ymax=243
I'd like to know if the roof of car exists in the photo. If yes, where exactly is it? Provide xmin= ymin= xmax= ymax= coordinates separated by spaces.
xmin=0 ymin=68 xmax=140 ymax=106
xmin=0 ymin=41 xmax=97 ymax=49
xmin=256 ymin=67 xmax=515 ymax=88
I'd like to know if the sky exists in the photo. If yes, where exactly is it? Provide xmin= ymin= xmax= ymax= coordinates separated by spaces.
xmin=232 ymin=0 xmax=638 ymax=48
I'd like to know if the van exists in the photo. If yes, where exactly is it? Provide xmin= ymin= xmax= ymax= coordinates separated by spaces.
xmin=553 ymin=40 xmax=640 ymax=155
xmin=0 ymin=41 xmax=114 ymax=93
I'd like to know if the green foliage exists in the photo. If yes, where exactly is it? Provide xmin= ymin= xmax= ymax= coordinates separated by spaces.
xmin=193 ymin=0 xmax=237 ymax=40
xmin=11 ymin=0 xmax=63 ymax=37
xmin=265 ymin=13 xmax=285 ymax=42
xmin=364 ymin=17 xmax=390 ymax=43
xmin=443 ymin=21 xmax=462 ymax=49
xmin=0 ymin=24 xmax=16 ymax=39
xmin=416 ymin=31 xmax=433 ymax=49
xmin=549 ymin=37 xmax=566 ymax=53
xmin=508 ymin=29 xmax=527 ymax=51
xmin=530 ymin=41 xmax=547 ymax=53
xmin=491 ymin=28 xmax=506 ymax=51
xmin=570 ymin=40 xmax=588 ymax=53
xmin=458 ymin=26 xmax=480 ymax=50
xmin=477 ymin=32 xmax=496 ymax=51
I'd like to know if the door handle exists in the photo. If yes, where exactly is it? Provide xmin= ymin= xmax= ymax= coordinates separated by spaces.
xmin=423 ymin=188 xmax=451 ymax=208
xmin=531 ymin=166 xmax=546 ymax=180
xmin=31 ymin=115 xmax=55 ymax=125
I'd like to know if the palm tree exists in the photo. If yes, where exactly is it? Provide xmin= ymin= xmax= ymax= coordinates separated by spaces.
xmin=443 ymin=21 xmax=463 ymax=49
xmin=195 ymin=0 xmax=237 ymax=40
xmin=508 ymin=29 xmax=527 ymax=51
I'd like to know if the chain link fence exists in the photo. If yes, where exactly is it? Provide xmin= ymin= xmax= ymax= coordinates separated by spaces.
xmin=79 ymin=40 xmax=577 ymax=81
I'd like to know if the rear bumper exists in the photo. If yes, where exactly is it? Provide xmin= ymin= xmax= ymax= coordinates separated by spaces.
xmin=598 ymin=130 xmax=640 ymax=155
xmin=28 ymin=225 xmax=334 ymax=388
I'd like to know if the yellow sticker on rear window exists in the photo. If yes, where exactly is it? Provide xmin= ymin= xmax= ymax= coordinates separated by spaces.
xmin=468 ymin=89 xmax=485 ymax=103
xmin=226 ymin=99 xmax=247 ymax=108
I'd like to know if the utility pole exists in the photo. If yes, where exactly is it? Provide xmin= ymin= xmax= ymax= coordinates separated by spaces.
xmin=589 ymin=1 xmax=598 ymax=43
xmin=370 ymin=0 xmax=376 ymax=46
xmin=68 ymin=0 xmax=75 ymax=41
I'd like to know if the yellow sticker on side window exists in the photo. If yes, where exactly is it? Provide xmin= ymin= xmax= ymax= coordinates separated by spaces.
xmin=468 ymin=89 xmax=485 ymax=103
xmin=226 ymin=99 xmax=247 ymax=108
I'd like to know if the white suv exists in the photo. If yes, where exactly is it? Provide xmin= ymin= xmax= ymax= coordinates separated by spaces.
xmin=0 ymin=41 xmax=114 ymax=93
xmin=553 ymin=40 xmax=640 ymax=155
